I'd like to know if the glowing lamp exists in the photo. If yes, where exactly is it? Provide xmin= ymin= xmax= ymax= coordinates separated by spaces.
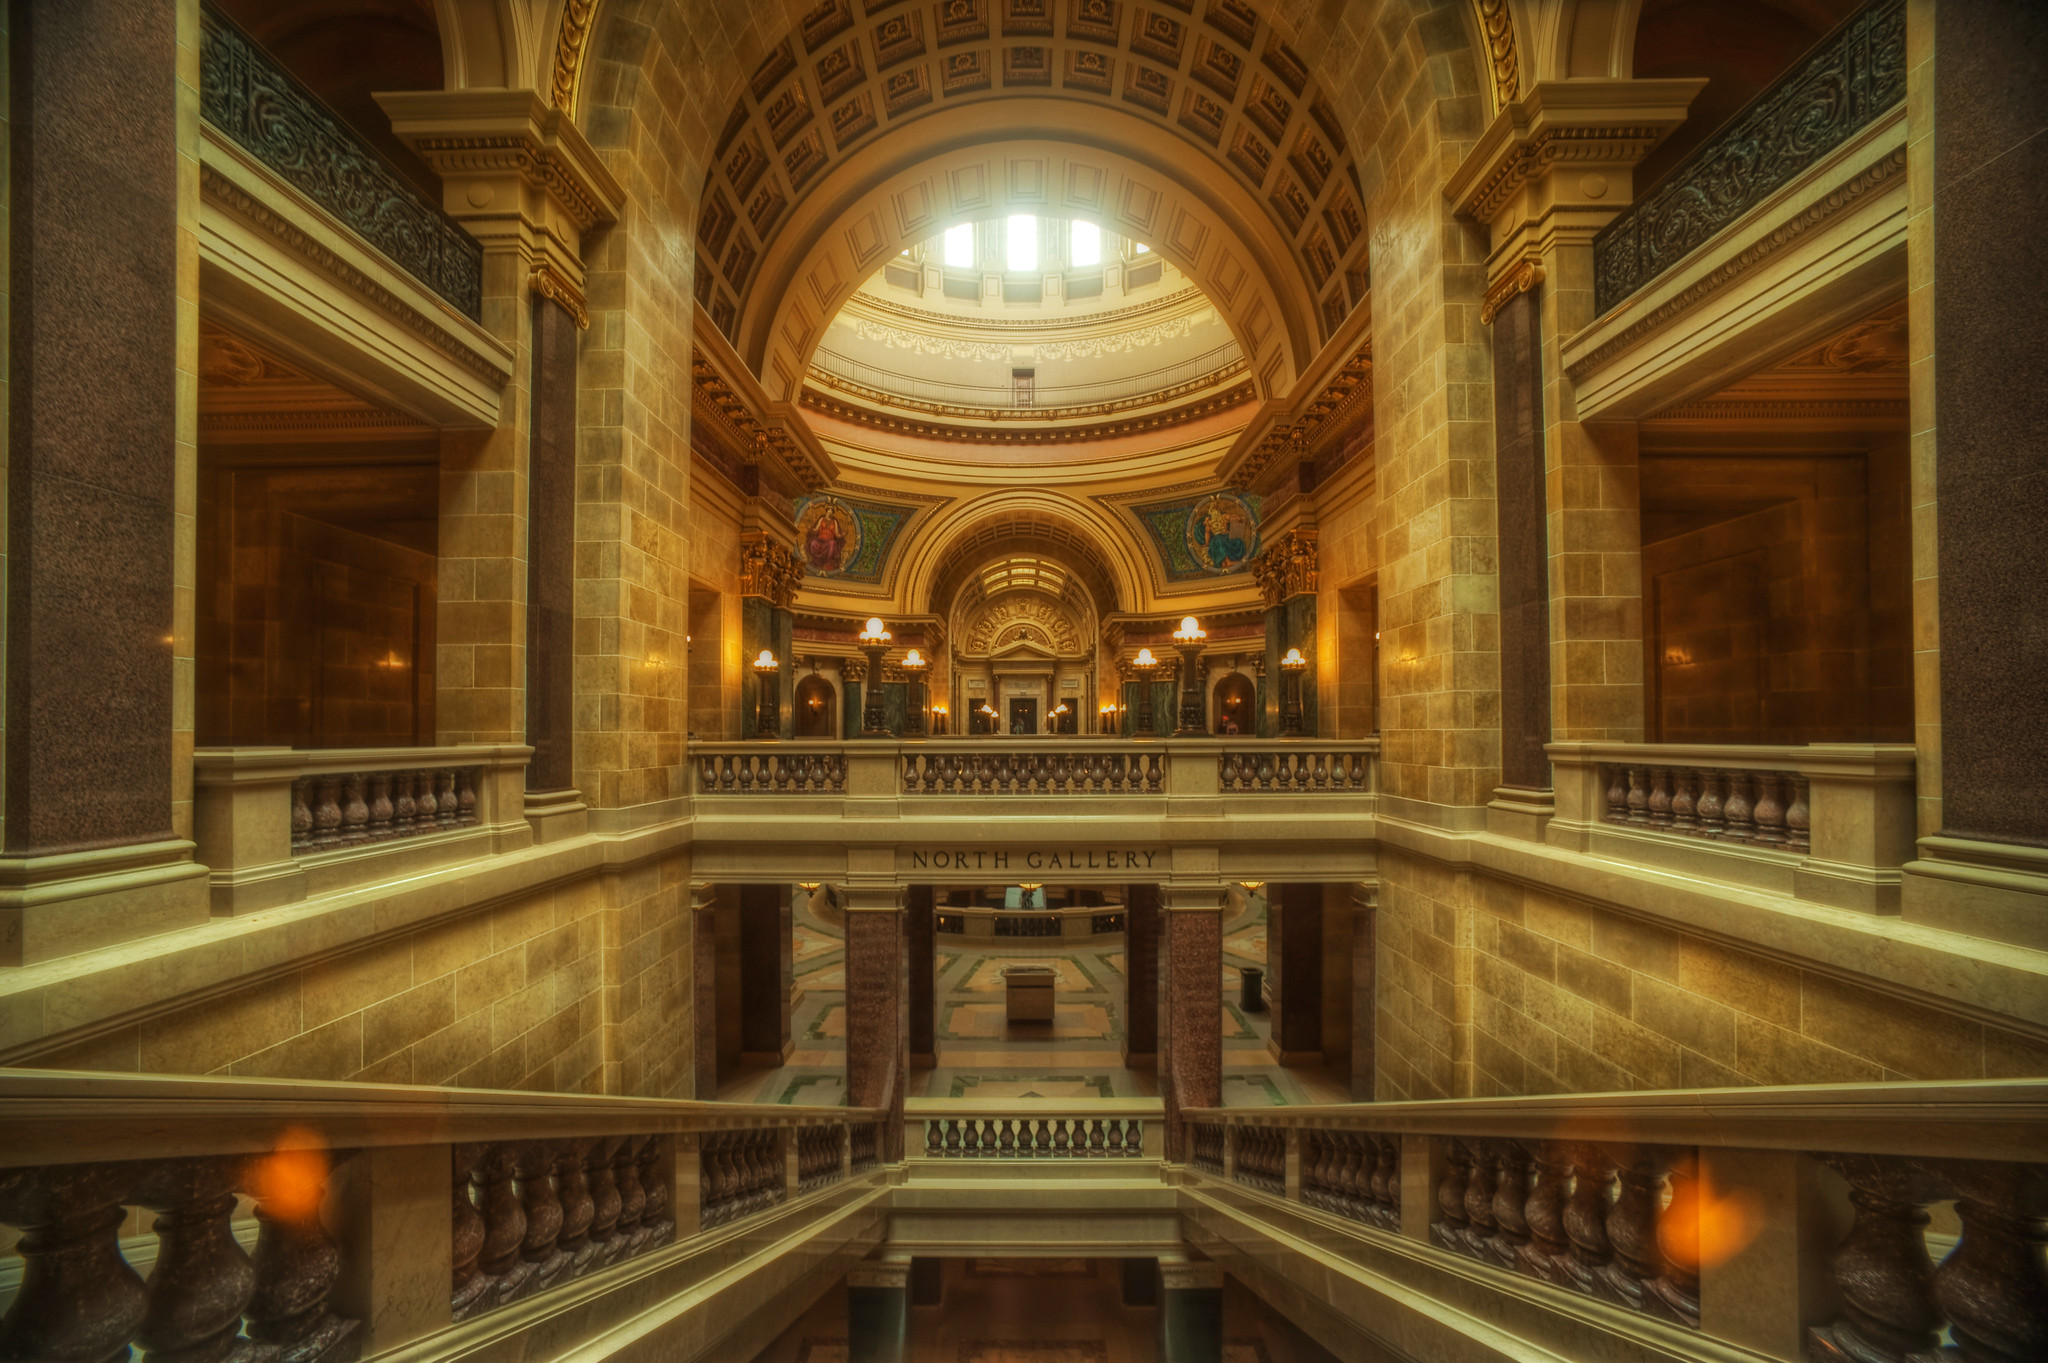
xmin=1280 ymin=647 xmax=1308 ymax=670
xmin=1174 ymin=615 xmax=1206 ymax=641
xmin=753 ymin=649 xmax=778 ymax=671
xmin=1133 ymin=648 xmax=1158 ymax=669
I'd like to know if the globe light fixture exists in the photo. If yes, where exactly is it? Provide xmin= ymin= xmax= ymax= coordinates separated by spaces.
xmin=900 ymin=647 xmax=929 ymax=736
xmin=752 ymin=649 xmax=780 ymax=738
xmin=1130 ymin=648 xmax=1161 ymax=736
xmin=1280 ymin=645 xmax=1310 ymax=736
xmin=1172 ymin=616 xmax=1207 ymax=736
xmin=858 ymin=620 xmax=894 ymax=736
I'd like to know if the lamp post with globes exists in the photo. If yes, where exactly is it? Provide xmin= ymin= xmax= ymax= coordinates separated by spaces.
xmin=900 ymin=647 xmax=929 ymax=736
xmin=1279 ymin=646 xmax=1309 ymax=735
xmin=1130 ymin=648 xmax=1161 ymax=736
xmin=857 ymin=617 xmax=894 ymax=736
xmin=1172 ymin=616 xmax=1207 ymax=736
xmin=752 ymin=649 xmax=780 ymax=738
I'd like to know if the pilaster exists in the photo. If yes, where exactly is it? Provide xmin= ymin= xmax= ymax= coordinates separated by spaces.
xmin=1159 ymin=883 xmax=1226 ymax=1161
xmin=843 ymin=879 xmax=908 ymax=1161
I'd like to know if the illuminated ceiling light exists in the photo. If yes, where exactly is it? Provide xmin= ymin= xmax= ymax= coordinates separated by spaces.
xmin=1007 ymin=214 xmax=1038 ymax=272
xmin=944 ymin=222 xmax=973 ymax=268
xmin=1070 ymin=220 xmax=1100 ymax=267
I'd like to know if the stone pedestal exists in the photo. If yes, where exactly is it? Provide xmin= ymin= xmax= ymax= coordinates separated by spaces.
xmin=1160 ymin=886 xmax=1226 ymax=1160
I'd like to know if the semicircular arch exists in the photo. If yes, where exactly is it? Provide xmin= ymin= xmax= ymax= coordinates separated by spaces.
xmin=903 ymin=490 xmax=1148 ymax=623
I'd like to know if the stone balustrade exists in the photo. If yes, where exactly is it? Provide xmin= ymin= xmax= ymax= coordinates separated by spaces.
xmin=1181 ymin=1079 xmax=2048 ymax=1363
xmin=695 ymin=749 xmax=849 ymax=794
xmin=904 ymin=1099 xmax=1164 ymax=1163
xmin=0 ymin=1070 xmax=886 ymax=1361
xmin=1547 ymin=742 xmax=1916 ymax=912
xmin=901 ymin=746 xmax=1166 ymax=795
xmin=1219 ymin=748 xmax=1374 ymax=793
xmin=192 ymin=745 xmax=535 ymax=916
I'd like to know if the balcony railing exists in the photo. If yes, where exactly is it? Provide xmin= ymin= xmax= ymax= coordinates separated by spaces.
xmin=0 ymin=1070 xmax=886 ymax=1362
xmin=1547 ymin=741 xmax=1914 ymax=913
xmin=1182 ymin=1079 xmax=2048 ymax=1362
xmin=199 ymin=3 xmax=484 ymax=319
xmin=1591 ymin=0 xmax=1905 ymax=314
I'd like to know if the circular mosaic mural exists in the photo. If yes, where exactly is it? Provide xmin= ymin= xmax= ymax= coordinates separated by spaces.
xmin=1185 ymin=490 xmax=1258 ymax=574
xmin=797 ymin=496 xmax=862 ymax=577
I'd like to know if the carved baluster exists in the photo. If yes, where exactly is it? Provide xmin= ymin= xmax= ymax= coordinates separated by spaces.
xmin=242 ymin=1148 xmax=354 ymax=1361
xmin=1598 ymin=1148 xmax=1664 ymax=1312
xmin=1604 ymin=766 xmax=1628 ymax=823
xmin=339 ymin=775 xmax=370 ymax=846
xmin=585 ymin=1139 xmax=622 ymax=1259
xmin=1432 ymin=1139 xmax=1472 ymax=1252
xmin=1785 ymin=776 xmax=1811 ymax=853
xmin=363 ymin=773 xmax=394 ymax=842
xmin=1462 ymin=1140 xmax=1501 ymax=1258
xmin=612 ymin=1139 xmax=648 ymax=1257
xmin=1645 ymin=768 xmax=1672 ymax=828
xmin=290 ymin=778 xmax=315 ymax=852
xmin=451 ymin=1144 xmax=490 ymax=1317
xmin=555 ymin=1141 xmax=598 ymax=1276
xmin=1519 ymin=1142 xmax=1572 ymax=1283
xmin=0 ymin=1165 xmax=148 ymax=1363
xmin=516 ymin=1144 xmax=568 ymax=1293
xmin=1808 ymin=1155 xmax=1944 ymax=1363
xmin=1753 ymin=773 xmax=1787 ymax=846
xmin=1724 ymin=772 xmax=1755 ymax=843
xmin=1669 ymin=768 xmax=1698 ymax=833
xmin=1625 ymin=767 xmax=1650 ymax=825
xmin=1696 ymin=769 xmax=1725 ymax=838
xmin=473 ymin=1144 xmax=530 ymax=1304
xmin=1646 ymin=1149 xmax=1702 ymax=1328
xmin=1147 ymin=752 xmax=1164 ymax=791
xmin=1562 ymin=1144 xmax=1616 ymax=1297
xmin=392 ymin=769 xmax=418 ymax=834
xmin=130 ymin=1157 xmax=257 ymax=1363
xmin=415 ymin=769 xmax=440 ymax=829
xmin=312 ymin=777 xmax=343 ymax=849
xmin=457 ymin=768 xmax=478 ymax=825
xmin=1929 ymin=1159 xmax=2048 ymax=1363
xmin=1490 ymin=1142 xmax=1533 ymax=1268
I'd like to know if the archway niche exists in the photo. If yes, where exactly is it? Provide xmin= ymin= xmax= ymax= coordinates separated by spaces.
xmin=793 ymin=673 xmax=837 ymax=738
xmin=1213 ymin=673 xmax=1256 ymax=735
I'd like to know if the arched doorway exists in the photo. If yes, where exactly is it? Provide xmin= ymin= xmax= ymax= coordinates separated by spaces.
xmin=793 ymin=674 xmax=836 ymax=738
xmin=1213 ymin=672 xmax=1255 ymax=736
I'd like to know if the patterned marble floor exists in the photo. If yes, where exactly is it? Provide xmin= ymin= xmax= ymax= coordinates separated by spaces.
xmin=747 ymin=1259 xmax=1336 ymax=1362
xmin=716 ymin=893 xmax=1347 ymax=1106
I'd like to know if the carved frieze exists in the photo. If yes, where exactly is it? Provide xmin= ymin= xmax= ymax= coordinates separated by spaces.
xmin=739 ymin=534 xmax=804 ymax=608
xmin=962 ymin=596 xmax=1086 ymax=656
xmin=1250 ymin=529 xmax=1319 ymax=607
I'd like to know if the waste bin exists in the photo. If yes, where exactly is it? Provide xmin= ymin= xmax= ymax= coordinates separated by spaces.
xmin=1239 ymin=967 xmax=1264 ymax=1012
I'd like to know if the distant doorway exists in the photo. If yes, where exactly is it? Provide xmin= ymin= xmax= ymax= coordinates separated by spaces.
xmin=1007 ymin=697 xmax=1038 ymax=734
xmin=1213 ymin=672 xmax=1255 ymax=735
xmin=793 ymin=674 xmax=836 ymax=737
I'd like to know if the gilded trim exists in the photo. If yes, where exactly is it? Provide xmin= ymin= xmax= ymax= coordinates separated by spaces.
xmin=800 ymin=381 xmax=1258 ymax=446
xmin=1480 ymin=259 xmax=1544 ymax=326
xmin=1472 ymin=0 xmax=1519 ymax=115
xmin=530 ymin=259 xmax=591 ymax=329
xmin=551 ymin=0 xmax=598 ymax=113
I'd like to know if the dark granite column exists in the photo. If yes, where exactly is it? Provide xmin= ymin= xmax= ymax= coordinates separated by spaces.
xmin=1160 ymin=887 xmax=1224 ymax=1161
xmin=843 ymin=891 xmax=907 ymax=1161
xmin=846 ymin=1259 xmax=910 ymax=1363
xmin=1351 ymin=883 xmax=1377 ymax=1099
xmin=7 ymin=0 xmax=178 ymax=856
xmin=1490 ymin=286 xmax=1551 ymax=801
xmin=1121 ymin=1258 xmax=1158 ymax=1307
xmin=739 ymin=882 xmax=793 ymax=1063
xmin=691 ymin=883 xmax=719 ymax=1098
xmin=1157 ymin=1260 xmax=1224 ymax=1363
xmin=1121 ymin=883 xmax=1160 ymax=1068
xmin=1933 ymin=0 xmax=2048 ymax=846
xmin=908 ymin=1257 xmax=943 ymax=1307
xmin=1270 ymin=883 xmax=1323 ymax=1063
xmin=525 ymin=295 xmax=577 ymax=800
xmin=906 ymin=884 xmax=935 ymax=1069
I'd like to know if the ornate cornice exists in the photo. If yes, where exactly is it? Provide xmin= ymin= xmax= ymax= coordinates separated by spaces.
xmin=551 ymin=0 xmax=597 ymax=113
xmin=1566 ymin=148 xmax=1907 ymax=380
xmin=693 ymin=356 xmax=832 ymax=492
xmin=1458 ymin=125 xmax=1678 ymax=225
xmin=1472 ymin=0 xmax=1520 ymax=116
xmin=1650 ymin=398 xmax=1910 ymax=423
xmin=199 ymin=162 xmax=512 ymax=387
xmin=1249 ymin=530 xmax=1319 ymax=607
xmin=408 ymin=135 xmax=614 ymax=232
xmin=199 ymin=409 xmax=433 ymax=438
xmin=799 ymin=382 xmax=1256 ymax=446
xmin=1228 ymin=422 xmax=1305 ymax=492
xmin=1481 ymin=259 xmax=1545 ymax=325
xmin=806 ymin=360 xmax=1248 ymax=424
xmin=530 ymin=259 xmax=590 ymax=329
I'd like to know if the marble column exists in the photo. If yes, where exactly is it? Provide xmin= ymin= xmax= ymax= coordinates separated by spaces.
xmin=739 ymin=883 xmax=793 ymax=1064
xmin=1160 ymin=885 xmax=1226 ymax=1160
xmin=524 ymin=293 xmax=583 ymax=836
xmin=1489 ymin=285 xmax=1553 ymax=839
xmin=906 ymin=884 xmax=936 ymax=1069
xmin=690 ymin=883 xmax=719 ymax=1098
xmin=846 ymin=1258 xmax=910 ymax=1363
xmin=1270 ymin=883 xmax=1323 ymax=1063
xmin=1121 ymin=884 xmax=1160 ymax=1068
xmin=2 ymin=0 xmax=209 ymax=962
xmin=844 ymin=887 xmax=908 ymax=1160
xmin=1156 ymin=1259 xmax=1224 ymax=1363
xmin=1930 ymin=0 xmax=2048 ymax=847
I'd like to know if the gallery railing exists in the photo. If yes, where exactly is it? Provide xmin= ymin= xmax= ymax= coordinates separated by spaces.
xmin=1591 ymin=0 xmax=1905 ymax=314
xmin=1182 ymin=1079 xmax=2048 ymax=1363
xmin=198 ymin=3 xmax=484 ymax=319
xmin=906 ymin=1100 xmax=1163 ymax=1161
xmin=0 ymin=1070 xmax=886 ymax=1358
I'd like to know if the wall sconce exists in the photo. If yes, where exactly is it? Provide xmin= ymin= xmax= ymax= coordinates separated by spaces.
xmin=901 ymin=647 xmax=929 ymax=736
xmin=753 ymin=649 xmax=780 ymax=738
xmin=858 ymin=618 xmax=894 ymax=736
xmin=931 ymin=703 xmax=949 ymax=735
xmin=1237 ymin=880 xmax=1265 ymax=892
xmin=1279 ymin=645 xmax=1309 ymax=736
xmin=1172 ymin=617 xmax=1206 ymax=736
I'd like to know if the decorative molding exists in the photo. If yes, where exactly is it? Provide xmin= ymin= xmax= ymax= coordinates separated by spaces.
xmin=799 ymin=382 xmax=1257 ymax=445
xmin=1592 ymin=0 xmax=1905 ymax=313
xmin=1648 ymin=398 xmax=1910 ymax=423
xmin=1228 ymin=421 xmax=1306 ymax=491
xmin=1566 ymin=148 xmax=1908 ymax=380
xmin=692 ymin=356 xmax=833 ymax=492
xmin=1249 ymin=529 xmax=1319 ymax=607
xmin=1471 ymin=0 xmax=1520 ymax=116
xmin=740 ymin=534 xmax=804 ymax=608
xmin=805 ymin=358 xmax=1248 ymax=424
xmin=1481 ymin=259 xmax=1545 ymax=325
xmin=406 ymin=135 xmax=615 ymax=233
xmin=530 ymin=259 xmax=590 ymax=329
xmin=963 ymin=596 xmax=1087 ymax=657
xmin=551 ymin=0 xmax=597 ymax=113
xmin=199 ymin=4 xmax=483 ymax=319
xmin=850 ymin=283 xmax=1210 ymax=333
xmin=1457 ymin=125 xmax=1681 ymax=227
xmin=199 ymin=162 xmax=512 ymax=388
xmin=199 ymin=409 xmax=434 ymax=439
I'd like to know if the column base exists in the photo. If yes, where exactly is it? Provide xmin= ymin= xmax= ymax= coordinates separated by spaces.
xmin=0 ymin=840 xmax=210 ymax=965
xmin=1487 ymin=785 xmax=1555 ymax=842
xmin=524 ymin=787 xmax=588 ymax=843
xmin=1902 ymin=835 xmax=2048 ymax=951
